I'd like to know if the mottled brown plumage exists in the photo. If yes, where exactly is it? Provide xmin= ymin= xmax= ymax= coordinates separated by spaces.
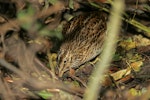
xmin=57 ymin=11 xmax=108 ymax=77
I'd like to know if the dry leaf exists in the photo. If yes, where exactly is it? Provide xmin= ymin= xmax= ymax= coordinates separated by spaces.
xmin=110 ymin=68 xmax=131 ymax=81
xmin=119 ymin=39 xmax=136 ymax=50
xmin=130 ymin=61 xmax=143 ymax=72
xmin=133 ymin=35 xmax=150 ymax=47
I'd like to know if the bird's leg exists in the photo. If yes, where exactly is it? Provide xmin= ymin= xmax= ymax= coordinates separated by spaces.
xmin=89 ymin=57 xmax=101 ymax=66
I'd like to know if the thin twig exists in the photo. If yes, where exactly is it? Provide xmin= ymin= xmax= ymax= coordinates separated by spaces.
xmin=84 ymin=0 xmax=125 ymax=100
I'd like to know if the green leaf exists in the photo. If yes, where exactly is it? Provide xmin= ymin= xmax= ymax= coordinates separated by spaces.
xmin=37 ymin=90 xmax=53 ymax=99
xmin=113 ymin=53 xmax=122 ymax=61
xmin=48 ymin=0 xmax=58 ymax=5
xmin=39 ymin=27 xmax=63 ymax=39
xmin=69 ymin=0 xmax=74 ymax=9
xmin=17 ymin=6 xmax=35 ymax=30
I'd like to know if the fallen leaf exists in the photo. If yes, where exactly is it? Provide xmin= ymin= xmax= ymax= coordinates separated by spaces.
xmin=133 ymin=35 xmax=150 ymax=47
xmin=130 ymin=61 xmax=143 ymax=72
xmin=110 ymin=68 xmax=131 ymax=81
xmin=119 ymin=38 xmax=136 ymax=50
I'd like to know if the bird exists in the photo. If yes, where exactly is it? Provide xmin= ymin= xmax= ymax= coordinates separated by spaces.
xmin=57 ymin=11 xmax=108 ymax=77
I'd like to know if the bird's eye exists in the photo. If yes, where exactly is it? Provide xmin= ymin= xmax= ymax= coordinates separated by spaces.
xmin=64 ymin=60 xmax=67 ymax=64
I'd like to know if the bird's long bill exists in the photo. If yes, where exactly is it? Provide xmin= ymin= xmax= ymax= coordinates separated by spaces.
xmin=58 ymin=65 xmax=69 ymax=77
xmin=58 ymin=67 xmax=65 ymax=77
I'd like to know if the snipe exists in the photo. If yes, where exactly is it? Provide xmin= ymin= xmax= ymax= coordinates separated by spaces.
xmin=57 ymin=11 xmax=108 ymax=77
